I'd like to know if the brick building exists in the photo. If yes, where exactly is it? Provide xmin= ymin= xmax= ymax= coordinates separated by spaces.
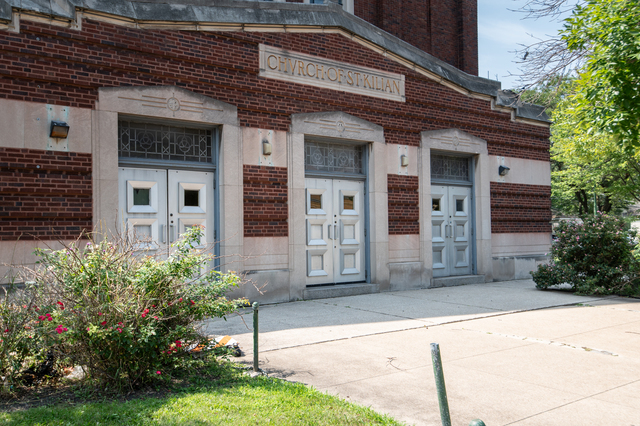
xmin=0 ymin=0 xmax=551 ymax=302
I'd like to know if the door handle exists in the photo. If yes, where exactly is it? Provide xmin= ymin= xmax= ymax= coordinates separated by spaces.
xmin=328 ymin=224 xmax=333 ymax=240
xmin=169 ymin=224 xmax=175 ymax=243
xmin=445 ymin=224 xmax=450 ymax=238
xmin=334 ymin=225 xmax=338 ymax=242
xmin=160 ymin=224 xmax=165 ymax=244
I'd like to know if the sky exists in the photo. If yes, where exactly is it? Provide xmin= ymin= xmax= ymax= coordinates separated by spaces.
xmin=478 ymin=0 xmax=566 ymax=90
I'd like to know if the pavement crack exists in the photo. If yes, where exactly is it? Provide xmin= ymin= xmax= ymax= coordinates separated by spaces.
xmin=459 ymin=328 xmax=619 ymax=356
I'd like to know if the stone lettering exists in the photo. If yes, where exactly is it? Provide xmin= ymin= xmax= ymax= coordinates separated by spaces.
xmin=306 ymin=62 xmax=316 ymax=78
xmin=363 ymin=75 xmax=372 ymax=89
xmin=347 ymin=71 xmax=354 ymax=85
xmin=267 ymin=55 xmax=278 ymax=70
xmin=260 ymin=45 xmax=405 ymax=102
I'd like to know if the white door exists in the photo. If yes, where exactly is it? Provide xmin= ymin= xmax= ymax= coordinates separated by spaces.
xmin=431 ymin=185 xmax=473 ymax=277
xmin=119 ymin=168 xmax=214 ymax=252
xmin=305 ymin=178 xmax=366 ymax=285
xmin=167 ymin=170 xmax=214 ymax=248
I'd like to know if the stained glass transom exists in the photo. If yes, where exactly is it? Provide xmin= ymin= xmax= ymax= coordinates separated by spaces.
xmin=305 ymin=141 xmax=364 ymax=175
xmin=118 ymin=121 xmax=213 ymax=164
xmin=431 ymin=154 xmax=470 ymax=182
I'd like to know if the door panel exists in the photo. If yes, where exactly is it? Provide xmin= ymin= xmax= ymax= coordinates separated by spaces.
xmin=305 ymin=178 xmax=366 ymax=285
xmin=305 ymin=179 xmax=333 ymax=285
xmin=431 ymin=185 xmax=447 ymax=276
xmin=168 ymin=170 xmax=214 ymax=247
xmin=431 ymin=185 xmax=473 ymax=277
xmin=333 ymin=180 xmax=365 ymax=284
xmin=450 ymin=186 xmax=471 ymax=274
xmin=119 ymin=168 xmax=168 ymax=250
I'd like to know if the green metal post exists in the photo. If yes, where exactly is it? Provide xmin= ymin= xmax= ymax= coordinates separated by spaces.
xmin=253 ymin=302 xmax=259 ymax=372
xmin=430 ymin=343 xmax=451 ymax=426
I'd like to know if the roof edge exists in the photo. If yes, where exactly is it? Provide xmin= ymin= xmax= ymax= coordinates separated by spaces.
xmin=2 ymin=0 xmax=551 ymax=125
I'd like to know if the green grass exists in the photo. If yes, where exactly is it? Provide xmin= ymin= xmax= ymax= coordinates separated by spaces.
xmin=0 ymin=363 xmax=402 ymax=426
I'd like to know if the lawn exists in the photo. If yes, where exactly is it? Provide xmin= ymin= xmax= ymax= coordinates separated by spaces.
xmin=0 ymin=362 xmax=403 ymax=426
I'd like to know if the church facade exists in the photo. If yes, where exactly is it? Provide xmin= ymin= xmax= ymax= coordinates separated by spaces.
xmin=0 ymin=0 xmax=551 ymax=302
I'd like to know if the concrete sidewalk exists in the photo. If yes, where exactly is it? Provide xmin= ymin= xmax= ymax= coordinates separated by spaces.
xmin=204 ymin=280 xmax=640 ymax=425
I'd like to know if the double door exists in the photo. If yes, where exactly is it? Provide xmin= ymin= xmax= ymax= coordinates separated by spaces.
xmin=118 ymin=167 xmax=214 ymax=251
xmin=305 ymin=178 xmax=366 ymax=285
xmin=431 ymin=185 xmax=473 ymax=277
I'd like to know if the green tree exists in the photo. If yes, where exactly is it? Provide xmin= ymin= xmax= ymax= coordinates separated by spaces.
xmin=519 ymin=77 xmax=640 ymax=216
xmin=551 ymin=93 xmax=640 ymax=215
xmin=517 ymin=0 xmax=640 ymax=152
xmin=562 ymin=0 xmax=640 ymax=151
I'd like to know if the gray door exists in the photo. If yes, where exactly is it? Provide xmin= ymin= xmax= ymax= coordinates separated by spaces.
xmin=304 ymin=178 xmax=366 ymax=285
xmin=119 ymin=167 xmax=214 ymax=251
xmin=431 ymin=185 xmax=473 ymax=277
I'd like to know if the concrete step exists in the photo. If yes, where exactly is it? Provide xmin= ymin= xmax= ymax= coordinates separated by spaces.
xmin=432 ymin=274 xmax=485 ymax=288
xmin=303 ymin=283 xmax=380 ymax=300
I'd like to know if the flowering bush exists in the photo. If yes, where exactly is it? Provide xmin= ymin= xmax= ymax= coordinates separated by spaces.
xmin=0 ymin=286 xmax=43 ymax=394
xmin=22 ymin=226 xmax=246 ymax=390
xmin=532 ymin=213 xmax=640 ymax=295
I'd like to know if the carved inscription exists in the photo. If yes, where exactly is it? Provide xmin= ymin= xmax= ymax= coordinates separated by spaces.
xmin=259 ymin=44 xmax=405 ymax=102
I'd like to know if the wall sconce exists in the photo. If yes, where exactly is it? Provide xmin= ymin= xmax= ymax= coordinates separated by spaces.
xmin=50 ymin=121 xmax=70 ymax=138
xmin=499 ymin=165 xmax=510 ymax=176
xmin=400 ymin=154 xmax=409 ymax=167
xmin=262 ymin=141 xmax=272 ymax=156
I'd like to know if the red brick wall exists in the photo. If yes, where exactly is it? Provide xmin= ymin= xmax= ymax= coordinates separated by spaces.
xmin=243 ymin=165 xmax=288 ymax=237
xmin=490 ymin=182 xmax=552 ymax=233
xmin=0 ymin=20 xmax=548 ymax=161
xmin=0 ymin=148 xmax=92 ymax=241
xmin=388 ymin=174 xmax=419 ymax=235
xmin=355 ymin=0 xmax=478 ymax=75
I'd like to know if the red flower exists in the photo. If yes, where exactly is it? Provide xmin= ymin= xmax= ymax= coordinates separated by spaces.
xmin=175 ymin=340 xmax=182 ymax=348
xmin=153 ymin=316 xmax=158 ymax=320
xmin=101 ymin=321 xmax=107 ymax=326
xmin=117 ymin=328 xmax=123 ymax=333
xmin=3 ymin=328 xmax=9 ymax=333
xmin=47 ymin=317 xmax=52 ymax=322
xmin=38 ymin=315 xmax=45 ymax=321
xmin=141 ymin=308 xmax=149 ymax=318
xmin=156 ymin=371 xmax=161 ymax=375
xmin=179 ymin=298 xmax=183 ymax=302
xmin=98 ymin=312 xmax=103 ymax=316
xmin=190 ymin=300 xmax=195 ymax=305
xmin=57 ymin=301 xmax=65 ymax=310
xmin=117 ymin=322 xmax=123 ymax=326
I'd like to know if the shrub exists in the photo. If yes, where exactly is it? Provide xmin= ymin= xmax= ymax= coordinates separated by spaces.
xmin=0 ymin=285 xmax=43 ymax=394
xmin=532 ymin=213 xmax=640 ymax=295
xmin=21 ymin=226 xmax=246 ymax=390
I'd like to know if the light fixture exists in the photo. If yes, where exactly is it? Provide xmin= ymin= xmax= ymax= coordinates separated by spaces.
xmin=50 ymin=121 xmax=70 ymax=138
xmin=400 ymin=154 xmax=409 ymax=167
xmin=499 ymin=165 xmax=510 ymax=176
xmin=262 ymin=141 xmax=272 ymax=156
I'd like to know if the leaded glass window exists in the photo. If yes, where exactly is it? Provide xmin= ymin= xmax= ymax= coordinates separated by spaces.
xmin=119 ymin=121 xmax=213 ymax=164
xmin=431 ymin=154 xmax=470 ymax=182
xmin=305 ymin=141 xmax=364 ymax=175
